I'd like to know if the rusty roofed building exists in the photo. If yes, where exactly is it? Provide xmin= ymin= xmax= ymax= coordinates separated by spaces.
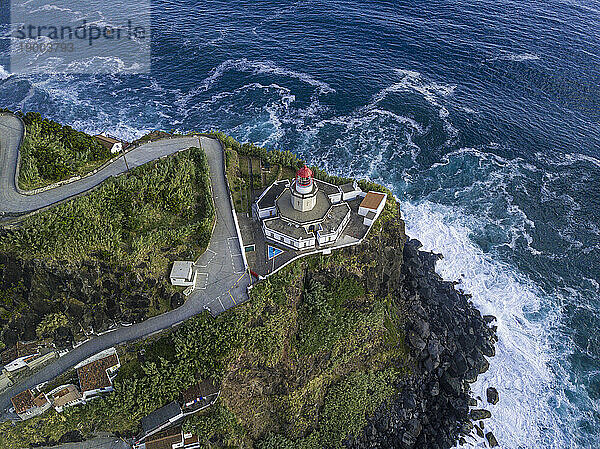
xmin=11 ymin=388 xmax=51 ymax=420
xmin=141 ymin=425 xmax=200 ymax=449
xmin=75 ymin=347 xmax=120 ymax=400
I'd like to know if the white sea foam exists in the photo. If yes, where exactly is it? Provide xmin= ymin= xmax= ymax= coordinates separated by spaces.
xmin=371 ymin=69 xmax=459 ymax=144
xmin=198 ymin=58 xmax=335 ymax=94
xmin=0 ymin=65 xmax=11 ymax=80
xmin=491 ymin=52 xmax=541 ymax=63
xmin=401 ymin=200 xmax=575 ymax=449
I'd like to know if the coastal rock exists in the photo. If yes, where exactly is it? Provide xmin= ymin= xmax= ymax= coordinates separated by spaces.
xmin=333 ymin=229 xmax=497 ymax=449
xmin=401 ymin=418 xmax=422 ymax=447
xmin=469 ymin=409 xmax=492 ymax=421
xmin=486 ymin=387 xmax=499 ymax=405
xmin=475 ymin=424 xmax=484 ymax=438
xmin=408 ymin=330 xmax=427 ymax=352
xmin=485 ymin=431 xmax=499 ymax=447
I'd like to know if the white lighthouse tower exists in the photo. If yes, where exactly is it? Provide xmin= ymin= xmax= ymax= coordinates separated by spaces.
xmin=291 ymin=165 xmax=318 ymax=212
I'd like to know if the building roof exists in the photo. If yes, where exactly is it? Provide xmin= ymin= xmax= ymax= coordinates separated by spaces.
xmin=11 ymin=389 xmax=35 ymax=414
xmin=277 ymin=188 xmax=331 ymax=224
xmin=296 ymin=165 xmax=313 ymax=178
xmin=359 ymin=191 xmax=386 ymax=210
xmin=51 ymin=385 xmax=82 ymax=408
xmin=257 ymin=180 xmax=289 ymax=210
xmin=77 ymin=354 xmax=119 ymax=393
xmin=314 ymin=179 xmax=341 ymax=196
xmin=170 ymin=261 xmax=193 ymax=280
xmin=94 ymin=134 xmax=120 ymax=144
xmin=33 ymin=393 xmax=48 ymax=407
xmin=320 ymin=203 xmax=351 ymax=234
xmin=340 ymin=181 xmax=359 ymax=193
xmin=182 ymin=379 xmax=220 ymax=404
xmin=366 ymin=210 xmax=377 ymax=220
xmin=184 ymin=433 xmax=199 ymax=445
xmin=145 ymin=426 xmax=183 ymax=449
xmin=141 ymin=401 xmax=182 ymax=435
xmin=1 ymin=341 xmax=39 ymax=365
xmin=264 ymin=218 xmax=313 ymax=241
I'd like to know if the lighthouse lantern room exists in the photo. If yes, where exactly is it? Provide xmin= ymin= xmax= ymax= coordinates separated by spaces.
xmin=291 ymin=165 xmax=318 ymax=212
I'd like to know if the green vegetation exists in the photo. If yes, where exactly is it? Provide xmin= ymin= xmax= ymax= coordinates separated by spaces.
xmin=0 ymin=125 xmax=406 ymax=448
xmin=0 ymin=235 xmax=408 ymax=449
xmin=215 ymin=132 xmax=354 ymax=217
xmin=16 ymin=111 xmax=112 ymax=190
xmin=1 ymin=146 xmax=213 ymax=277
xmin=36 ymin=313 xmax=69 ymax=339
xmin=0 ymin=145 xmax=214 ymax=347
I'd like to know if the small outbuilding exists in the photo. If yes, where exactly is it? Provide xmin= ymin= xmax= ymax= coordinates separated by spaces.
xmin=358 ymin=191 xmax=387 ymax=226
xmin=340 ymin=180 xmax=362 ymax=201
xmin=170 ymin=261 xmax=195 ymax=287
xmin=94 ymin=134 xmax=124 ymax=154
xmin=11 ymin=389 xmax=51 ymax=420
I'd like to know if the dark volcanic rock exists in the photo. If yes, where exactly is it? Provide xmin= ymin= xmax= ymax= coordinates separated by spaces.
xmin=402 ymin=418 xmax=422 ymax=447
xmin=345 ymin=230 xmax=498 ymax=449
xmin=486 ymin=387 xmax=499 ymax=405
xmin=485 ymin=431 xmax=499 ymax=447
xmin=469 ymin=409 xmax=492 ymax=421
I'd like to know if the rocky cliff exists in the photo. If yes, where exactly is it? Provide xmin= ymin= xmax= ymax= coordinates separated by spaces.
xmin=345 ymin=216 xmax=498 ymax=448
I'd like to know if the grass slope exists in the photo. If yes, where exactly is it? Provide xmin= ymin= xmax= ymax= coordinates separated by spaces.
xmin=2 ymin=146 xmax=213 ymax=276
xmin=0 ymin=145 xmax=214 ymax=346
xmin=16 ymin=112 xmax=113 ymax=191
xmin=0 ymin=212 xmax=408 ymax=449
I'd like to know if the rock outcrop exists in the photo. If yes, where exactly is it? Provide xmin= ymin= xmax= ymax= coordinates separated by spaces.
xmin=346 ymin=218 xmax=498 ymax=449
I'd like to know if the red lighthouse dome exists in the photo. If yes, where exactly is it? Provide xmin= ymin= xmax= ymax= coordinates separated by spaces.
xmin=296 ymin=165 xmax=313 ymax=187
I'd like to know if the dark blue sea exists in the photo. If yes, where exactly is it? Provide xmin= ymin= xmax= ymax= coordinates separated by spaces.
xmin=1 ymin=1 xmax=599 ymax=447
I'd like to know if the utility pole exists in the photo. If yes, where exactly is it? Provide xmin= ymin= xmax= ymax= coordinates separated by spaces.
xmin=122 ymin=151 xmax=130 ymax=171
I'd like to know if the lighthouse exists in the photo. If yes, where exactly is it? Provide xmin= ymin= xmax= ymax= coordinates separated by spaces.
xmin=291 ymin=165 xmax=318 ymax=212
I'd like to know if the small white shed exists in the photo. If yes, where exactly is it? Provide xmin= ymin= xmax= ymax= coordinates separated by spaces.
xmin=358 ymin=191 xmax=387 ymax=226
xmin=95 ymin=134 xmax=124 ymax=154
xmin=170 ymin=261 xmax=195 ymax=287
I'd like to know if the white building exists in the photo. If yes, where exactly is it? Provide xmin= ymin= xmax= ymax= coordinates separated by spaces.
xmin=254 ymin=165 xmax=389 ymax=260
xmin=170 ymin=261 xmax=195 ymax=287
xmin=262 ymin=218 xmax=317 ymax=250
xmin=95 ymin=134 xmax=124 ymax=154
xmin=358 ymin=191 xmax=387 ymax=226
xmin=340 ymin=180 xmax=362 ymax=201
xmin=48 ymin=384 xmax=84 ymax=412
xmin=316 ymin=203 xmax=352 ymax=245
xmin=254 ymin=166 xmax=359 ymax=252
xmin=253 ymin=180 xmax=289 ymax=219
xmin=11 ymin=389 xmax=51 ymax=420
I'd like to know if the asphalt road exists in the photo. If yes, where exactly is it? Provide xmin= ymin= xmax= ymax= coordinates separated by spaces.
xmin=0 ymin=113 xmax=200 ymax=216
xmin=40 ymin=434 xmax=132 ymax=449
xmin=0 ymin=116 xmax=249 ymax=416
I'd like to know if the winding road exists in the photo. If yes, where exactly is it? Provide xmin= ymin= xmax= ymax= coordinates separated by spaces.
xmin=0 ymin=114 xmax=250 ymax=416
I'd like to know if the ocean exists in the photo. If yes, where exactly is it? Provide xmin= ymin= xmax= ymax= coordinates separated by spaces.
xmin=1 ymin=1 xmax=599 ymax=447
